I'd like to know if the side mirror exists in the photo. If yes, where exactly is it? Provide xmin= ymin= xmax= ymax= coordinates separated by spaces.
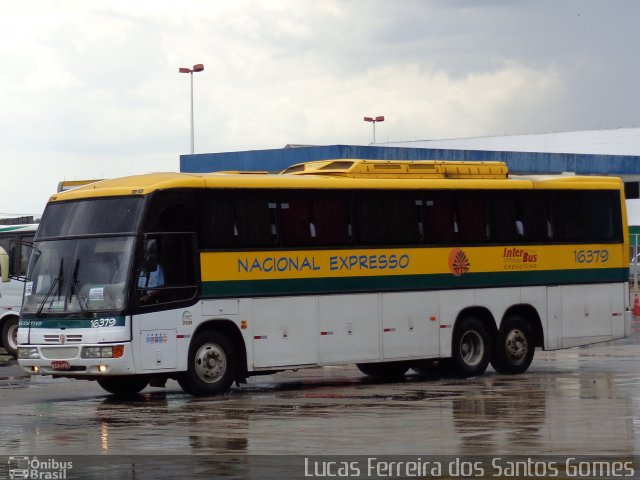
xmin=0 ymin=246 xmax=9 ymax=283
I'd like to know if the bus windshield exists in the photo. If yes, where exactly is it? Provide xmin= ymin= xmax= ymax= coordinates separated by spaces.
xmin=22 ymin=197 xmax=143 ymax=316
xmin=37 ymin=197 xmax=142 ymax=239
xmin=21 ymin=236 xmax=136 ymax=315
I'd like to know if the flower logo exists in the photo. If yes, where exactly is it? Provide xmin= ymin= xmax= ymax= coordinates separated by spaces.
xmin=448 ymin=248 xmax=470 ymax=276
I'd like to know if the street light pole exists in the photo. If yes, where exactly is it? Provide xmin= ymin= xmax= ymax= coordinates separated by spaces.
xmin=179 ymin=63 xmax=204 ymax=154
xmin=363 ymin=115 xmax=385 ymax=144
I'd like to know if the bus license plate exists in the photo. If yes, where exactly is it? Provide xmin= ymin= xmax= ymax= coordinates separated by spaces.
xmin=51 ymin=361 xmax=70 ymax=370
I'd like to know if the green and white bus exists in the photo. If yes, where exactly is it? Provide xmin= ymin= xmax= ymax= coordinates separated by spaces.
xmin=0 ymin=221 xmax=37 ymax=356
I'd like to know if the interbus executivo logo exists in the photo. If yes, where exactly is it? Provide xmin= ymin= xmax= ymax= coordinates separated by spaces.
xmin=448 ymin=248 xmax=470 ymax=277
xmin=503 ymin=247 xmax=539 ymax=271
xmin=7 ymin=456 xmax=72 ymax=479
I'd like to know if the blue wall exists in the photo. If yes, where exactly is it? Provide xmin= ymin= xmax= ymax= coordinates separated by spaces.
xmin=180 ymin=145 xmax=640 ymax=175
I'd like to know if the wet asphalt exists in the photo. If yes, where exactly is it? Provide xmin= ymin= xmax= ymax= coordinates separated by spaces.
xmin=1 ymin=318 xmax=640 ymax=458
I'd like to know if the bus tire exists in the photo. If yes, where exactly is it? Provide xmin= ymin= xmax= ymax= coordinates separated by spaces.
xmin=1 ymin=316 xmax=19 ymax=357
xmin=451 ymin=316 xmax=491 ymax=377
xmin=178 ymin=330 xmax=236 ymax=396
xmin=356 ymin=362 xmax=409 ymax=378
xmin=491 ymin=315 xmax=535 ymax=374
xmin=97 ymin=376 xmax=149 ymax=397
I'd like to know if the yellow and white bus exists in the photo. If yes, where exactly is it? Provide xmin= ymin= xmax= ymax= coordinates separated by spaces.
xmin=17 ymin=159 xmax=631 ymax=396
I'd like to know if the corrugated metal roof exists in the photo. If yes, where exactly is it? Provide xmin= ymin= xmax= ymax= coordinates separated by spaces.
xmin=379 ymin=127 xmax=640 ymax=156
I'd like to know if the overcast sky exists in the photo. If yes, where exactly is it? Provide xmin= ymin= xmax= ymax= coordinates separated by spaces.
xmin=1 ymin=0 xmax=638 ymax=215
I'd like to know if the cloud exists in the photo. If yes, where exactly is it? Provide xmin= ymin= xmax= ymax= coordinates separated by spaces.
xmin=0 ymin=0 xmax=638 ymax=214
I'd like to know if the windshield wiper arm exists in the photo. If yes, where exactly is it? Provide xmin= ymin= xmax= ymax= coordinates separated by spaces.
xmin=68 ymin=258 xmax=88 ymax=315
xmin=36 ymin=258 xmax=63 ymax=318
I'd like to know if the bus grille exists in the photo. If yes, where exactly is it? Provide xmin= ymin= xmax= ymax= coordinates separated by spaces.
xmin=40 ymin=347 xmax=79 ymax=360
xmin=43 ymin=335 xmax=83 ymax=343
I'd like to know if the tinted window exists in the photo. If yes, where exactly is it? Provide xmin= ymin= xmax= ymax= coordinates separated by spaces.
xmin=425 ymin=192 xmax=457 ymax=244
xmin=135 ymin=233 xmax=198 ymax=308
xmin=309 ymin=193 xmax=352 ymax=245
xmin=37 ymin=198 xmax=142 ymax=238
xmin=552 ymin=190 xmax=621 ymax=242
xmin=488 ymin=192 xmax=519 ymax=243
xmin=197 ymin=187 xmax=622 ymax=249
xmin=354 ymin=191 xmax=421 ymax=245
xmin=458 ymin=192 xmax=487 ymax=243
xmin=144 ymin=190 xmax=196 ymax=233
xmin=199 ymin=190 xmax=277 ymax=248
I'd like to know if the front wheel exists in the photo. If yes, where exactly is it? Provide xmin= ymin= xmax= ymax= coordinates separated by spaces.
xmin=450 ymin=316 xmax=491 ymax=377
xmin=491 ymin=315 xmax=535 ymax=374
xmin=177 ymin=331 xmax=236 ymax=396
xmin=1 ymin=316 xmax=19 ymax=357
xmin=97 ymin=376 xmax=149 ymax=397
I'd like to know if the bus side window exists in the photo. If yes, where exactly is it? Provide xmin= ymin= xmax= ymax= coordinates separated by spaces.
xmin=457 ymin=191 xmax=487 ymax=243
xmin=234 ymin=194 xmax=277 ymax=247
xmin=311 ymin=193 xmax=351 ymax=245
xmin=145 ymin=190 xmax=196 ymax=233
xmin=489 ymin=192 xmax=519 ymax=243
xmin=354 ymin=191 xmax=421 ymax=245
xmin=426 ymin=192 xmax=457 ymax=244
xmin=15 ymin=235 xmax=34 ymax=278
xmin=199 ymin=191 xmax=235 ymax=248
xmin=521 ymin=192 xmax=550 ymax=241
xmin=136 ymin=234 xmax=197 ymax=307
xmin=280 ymin=196 xmax=313 ymax=246
xmin=552 ymin=190 xmax=621 ymax=243
xmin=552 ymin=191 xmax=583 ymax=242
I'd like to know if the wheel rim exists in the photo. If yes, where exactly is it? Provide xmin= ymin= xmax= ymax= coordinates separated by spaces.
xmin=459 ymin=330 xmax=484 ymax=366
xmin=505 ymin=328 xmax=528 ymax=364
xmin=194 ymin=342 xmax=227 ymax=384
xmin=7 ymin=322 xmax=18 ymax=351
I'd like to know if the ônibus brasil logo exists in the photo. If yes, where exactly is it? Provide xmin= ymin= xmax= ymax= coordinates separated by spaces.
xmin=7 ymin=456 xmax=73 ymax=479
xmin=448 ymin=248 xmax=470 ymax=277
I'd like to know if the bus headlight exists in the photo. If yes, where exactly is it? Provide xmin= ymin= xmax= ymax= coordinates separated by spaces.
xmin=18 ymin=347 xmax=40 ymax=360
xmin=81 ymin=345 xmax=124 ymax=359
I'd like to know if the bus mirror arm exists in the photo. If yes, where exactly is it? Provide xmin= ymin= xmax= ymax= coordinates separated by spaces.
xmin=0 ymin=246 xmax=9 ymax=283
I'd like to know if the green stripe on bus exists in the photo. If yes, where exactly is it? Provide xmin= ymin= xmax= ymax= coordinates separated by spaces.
xmin=630 ymin=226 xmax=640 ymax=246
xmin=19 ymin=316 xmax=126 ymax=329
xmin=201 ymin=268 xmax=628 ymax=298
xmin=0 ymin=226 xmax=26 ymax=232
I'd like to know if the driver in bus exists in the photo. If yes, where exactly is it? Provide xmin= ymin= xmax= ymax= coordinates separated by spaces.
xmin=137 ymin=239 xmax=165 ymax=304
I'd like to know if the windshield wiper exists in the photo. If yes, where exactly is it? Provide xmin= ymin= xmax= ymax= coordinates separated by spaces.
xmin=36 ymin=258 xmax=64 ymax=318
xmin=67 ymin=258 xmax=88 ymax=315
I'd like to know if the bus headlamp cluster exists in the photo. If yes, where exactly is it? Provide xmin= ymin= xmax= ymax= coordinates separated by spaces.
xmin=18 ymin=347 xmax=40 ymax=359
xmin=82 ymin=345 xmax=124 ymax=359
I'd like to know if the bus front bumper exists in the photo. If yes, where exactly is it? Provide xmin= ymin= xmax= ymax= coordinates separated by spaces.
xmin=17 ymin=343 xmax=136 ymax=377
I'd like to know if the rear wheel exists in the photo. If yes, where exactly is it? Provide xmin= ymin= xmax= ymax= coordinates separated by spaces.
xmin=356 ymin=362 xmax=409 ymax=378
xmin=1 ymin=316 xmax=19 ymax=357
xmin=491 ymin=315 xmax=535 ymax=374
xmin=178 ymin=330 xmax=236 ymax=396
xmin=450 ymin=316 xmax=491 ymax=377
xmin=97 ymin=376 xmax=149 ymax=397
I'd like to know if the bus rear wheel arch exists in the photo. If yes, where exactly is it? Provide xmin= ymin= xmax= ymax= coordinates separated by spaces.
xmin=491 ymin=314 xmax=535 ymax=374
xmin=450 ymin=315 xmax=493 ymax=377
xmin=178 ymin=330 xmax=237 ymax=396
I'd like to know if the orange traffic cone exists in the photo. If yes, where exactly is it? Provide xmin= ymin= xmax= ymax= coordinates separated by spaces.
xmin=633 ymin=295 xmax=640 ymax=316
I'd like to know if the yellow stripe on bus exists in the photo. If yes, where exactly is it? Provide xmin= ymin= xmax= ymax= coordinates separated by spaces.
xmin=200 ymin=244 xmax=624 ymax=282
